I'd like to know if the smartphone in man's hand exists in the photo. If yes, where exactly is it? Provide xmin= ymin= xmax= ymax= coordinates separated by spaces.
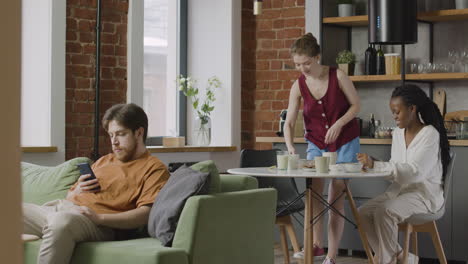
xmin=77 ymin=163 xmax=100 ymax=191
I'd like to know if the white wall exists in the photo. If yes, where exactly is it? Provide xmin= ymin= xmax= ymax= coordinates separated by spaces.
xmin=185 ymin=0 xmax=240 ymax=149
xmin=21 ymin=0 xmax=66 ymax=165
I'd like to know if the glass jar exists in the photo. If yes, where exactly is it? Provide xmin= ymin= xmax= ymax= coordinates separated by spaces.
xmin=194 ymin=115 xmax=211 ymax=146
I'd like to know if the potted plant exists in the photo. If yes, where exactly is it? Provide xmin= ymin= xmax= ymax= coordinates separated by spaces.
xmin=177 ymin=75 xmax=221 ymax=146
xmin=337 ymin=0 xmax=354 ymax=17
xmin=336 ymin=50 xmax=356 ymax=76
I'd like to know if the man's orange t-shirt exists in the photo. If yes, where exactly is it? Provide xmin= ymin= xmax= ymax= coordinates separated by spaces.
xmin=68 ymin=151 xmax=169 ymax=214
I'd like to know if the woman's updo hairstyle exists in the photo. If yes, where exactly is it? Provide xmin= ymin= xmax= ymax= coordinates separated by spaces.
xmin=290 ymin=33 xmax=321 ymax=57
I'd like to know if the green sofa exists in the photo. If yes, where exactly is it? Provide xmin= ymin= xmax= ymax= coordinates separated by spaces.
xmin=22 ymin=158 xmax=277 ymax=264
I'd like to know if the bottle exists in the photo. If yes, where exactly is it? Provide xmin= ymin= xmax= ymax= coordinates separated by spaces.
xmin=376 ymin=45 xmax=385 ymax=75
xmin=368 ymin=114 xmax=376 ymax=138
xmin=364 ymin=44 xmax=377 ymax=75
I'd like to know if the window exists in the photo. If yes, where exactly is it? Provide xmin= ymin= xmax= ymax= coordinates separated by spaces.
xmin=128 ymin=0 xmax=187 ymax=144
xmin=21 ymin=0 xmax=65 ymax=148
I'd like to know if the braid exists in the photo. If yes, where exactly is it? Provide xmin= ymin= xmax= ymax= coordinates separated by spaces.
xmin=391 ymin=84 xmax=450 ymax=182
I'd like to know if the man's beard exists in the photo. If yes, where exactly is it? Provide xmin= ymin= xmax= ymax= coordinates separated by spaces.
xmin=114 ymin=144 xmax=137 ymax=162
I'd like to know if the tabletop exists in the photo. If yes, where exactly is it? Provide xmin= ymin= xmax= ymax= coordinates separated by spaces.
xmin=227 ymin=167 xmax=392 ymax=179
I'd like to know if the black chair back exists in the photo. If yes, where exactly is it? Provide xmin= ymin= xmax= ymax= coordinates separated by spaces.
xmin=240 ymin=149 xmax=305 ymax=217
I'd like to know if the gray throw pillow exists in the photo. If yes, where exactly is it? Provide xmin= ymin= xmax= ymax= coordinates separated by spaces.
xmin=148 ymin=165 xmax=210 ymax=246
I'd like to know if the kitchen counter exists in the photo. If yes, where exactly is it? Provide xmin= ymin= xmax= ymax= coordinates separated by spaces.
xmin=256 ymin=137 xmax=468 ymax=146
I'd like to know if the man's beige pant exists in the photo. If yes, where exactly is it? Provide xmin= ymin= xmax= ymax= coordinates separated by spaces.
xmin=23 ymin=199 xmax=115 ymax=264
xmin=359 ymin=192 xmax=429 ymax=264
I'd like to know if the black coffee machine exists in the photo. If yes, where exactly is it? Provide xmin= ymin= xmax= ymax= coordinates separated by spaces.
xmin=276 ymin=109 xmax=288 ymax=136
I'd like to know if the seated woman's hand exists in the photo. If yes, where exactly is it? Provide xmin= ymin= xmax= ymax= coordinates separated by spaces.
xmin=357 ymin=153 xmax=374 ymax=169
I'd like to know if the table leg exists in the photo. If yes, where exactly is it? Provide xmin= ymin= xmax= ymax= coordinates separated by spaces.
xmin=344 ymin=184 xmax=374 ymax=264
xmin=304 ymin=183 xmax=314 ymax=264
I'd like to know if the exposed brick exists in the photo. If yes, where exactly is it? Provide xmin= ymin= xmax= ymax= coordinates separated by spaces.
xmin=79 ymin=32 xmax=94 ymax=43
xmin=272 ymin=40 xmax=284 ymax=49
xmin=78 ymin=20 xmax=95 ymax=32
xmin=255 ymin=111 xmax=276 ymax=121
xmin=83 ymin=44 xmax=96 ymax=54
xmin=277 ymin=28 xmax=303 ymax=39
xmin=102 ymin=22 xmax=115 ymax=33
xmin=74 ymin=8 xmax=96 ymax=20
xmin=257 ymin=50 xmax=277 ymax=60
xmin=279 ymin=50 xmax=292 ymax=59
xmin=71 ymin=54 xmax=91 ymax=65
xmin=256 ymin=30 xmax=276 ymax=39
xmin=257 ymin=9 xmax=281 ymax=20
xmin=256 ymin=61 xmax=270 ymax=70
xmin=101 ymin=44 xmax=115 ymax=55
xmin=256 ymin=71 xmax=277 ymax=81
xmin=273 ymin=19 xmax=284 ymax=29
xmin=76 ymin=78 xmax=92 ymax=89
xmin=276 ymin=90 xmax=290 ymax=100
xmin=281 ymin=7 xmax=304 ymax=18
xmin=258 ymin=101 xmax=271 ymax=111
xmin=271 ymin=61 xmax=282 ymax=70
xmin=269 ymin=80 xmax=283 ymax=90
xmin=100 ymin=56 xmax=116 ymax=67
xmin=261 ymin=39 xmax=273 ymax=49
xmin=278 ymin=71 xmax=300 ymax=81
xmin=67 ymin=31 xmax=78 ymax=41
xmin=66 ymin=42 xmax=82 ymax=53
xmin=113 ymin=68 xmax=126 ymax=79
xmin=272 ymin=101 xmax=286 ymax=110
xmin=101 ymin=33 xmax=116 ymax=44
xmin=257 ymin=20 xmax=273 ymax=31
xmin=67 ymin=18 xmax=77 ymax=31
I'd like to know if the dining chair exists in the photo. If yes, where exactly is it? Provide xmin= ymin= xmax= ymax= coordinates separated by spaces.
xmin=398 ymin=150 xmax=456 ymax=264
xmin=240 ymin=149 xmax=305 ymax=264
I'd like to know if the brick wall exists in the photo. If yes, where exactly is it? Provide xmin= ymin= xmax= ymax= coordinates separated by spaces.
xmin=66 ymin=0 xmax=128 ymax=160
xmin=241 ymin=0 xmax=305 ymax=150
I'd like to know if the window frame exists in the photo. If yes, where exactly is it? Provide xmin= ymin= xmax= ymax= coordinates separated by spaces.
xmin=128 ymin=0 xmax=188 ymax=146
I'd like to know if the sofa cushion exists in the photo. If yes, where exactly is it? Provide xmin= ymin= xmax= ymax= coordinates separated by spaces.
xmin=190 ymin=160 xmax=221 ymax=193
xmin=24 ymin=238 xmax=189 ymax=264
xmin=22 ymin=157 xmax=92 ymax=205
xmin=148 ymin=165 xmax=210 ymax=246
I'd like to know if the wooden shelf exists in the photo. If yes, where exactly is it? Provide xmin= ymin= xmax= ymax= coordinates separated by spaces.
xmin=22 ymin=146 xmax=58 ymax=153
xmin=323 ymin=15 xmax=368 ymax=26
xmin=406 ymin=72 xmax=468 ymax=81
xmin=256 ymin=137 xmax=468 ymax=147
xmin=349 ymin=73 xmax=468 ymax=82
xmin=349 ymin=74 xmax=401 ymax=82
xmin=418 ymin=8 xmax=468 ymax=22
xmin=147 ymin=146 xmax=237 ymax=153
xmin=323 ymin=9 xmax=468 ymax=26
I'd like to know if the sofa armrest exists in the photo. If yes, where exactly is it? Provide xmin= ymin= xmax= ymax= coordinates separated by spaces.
xmin=172 ymin=188 xmax=277 ymax=264
xmin=219 ymin=174 xmax=258 ymax=192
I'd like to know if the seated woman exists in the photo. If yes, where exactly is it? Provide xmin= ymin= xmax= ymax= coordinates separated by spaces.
xmin=357 ymin=84 xmax=450 ymax=264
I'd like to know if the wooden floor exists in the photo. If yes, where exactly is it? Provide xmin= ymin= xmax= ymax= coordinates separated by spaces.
xmin=274 ymin=244 xmax=368 ymax=264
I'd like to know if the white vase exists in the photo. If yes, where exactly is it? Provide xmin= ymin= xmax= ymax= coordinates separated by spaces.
xmin=193 ymin=115 xmax=211 ymax=146
xmin=338 ymin=4 xmax=354 ymax=17
xmin=455 ymin=0 xmax=468 ymax=9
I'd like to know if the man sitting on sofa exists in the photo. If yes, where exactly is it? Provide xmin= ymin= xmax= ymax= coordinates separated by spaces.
xmin=23 ymin=103 xmax=170 ymax=264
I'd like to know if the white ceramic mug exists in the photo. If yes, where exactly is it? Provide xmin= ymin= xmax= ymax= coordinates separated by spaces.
xmin=288 ymin=154 xmax=300 ymax=170
xmin=315 ymin=156 xmax=330 ymax=173
xmin=277 ymin=151 xmax=288 ymax=170
xmin=323 ymin=152 xmax=337 ymax=166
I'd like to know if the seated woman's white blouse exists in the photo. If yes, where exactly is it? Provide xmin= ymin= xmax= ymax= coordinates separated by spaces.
xmin=373 ymin=125 xmax=444 ymax=213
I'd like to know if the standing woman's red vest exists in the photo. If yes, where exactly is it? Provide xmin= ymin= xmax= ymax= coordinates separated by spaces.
xmin=298 ymin=67 xmax=359 ymax=152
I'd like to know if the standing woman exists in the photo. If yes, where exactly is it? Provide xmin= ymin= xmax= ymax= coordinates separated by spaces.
xmin=284 ymin=32 xmax=361 ymax=264
xmin=357 ymin=84 xmax=450 ymax=264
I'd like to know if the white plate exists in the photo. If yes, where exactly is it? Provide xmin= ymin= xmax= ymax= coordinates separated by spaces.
xmin=302 ymin=168 xmax=316 ymax=172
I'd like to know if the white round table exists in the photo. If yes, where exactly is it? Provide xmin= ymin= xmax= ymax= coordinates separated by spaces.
xmin=227 ymin=167 xmax=391 ymax=264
